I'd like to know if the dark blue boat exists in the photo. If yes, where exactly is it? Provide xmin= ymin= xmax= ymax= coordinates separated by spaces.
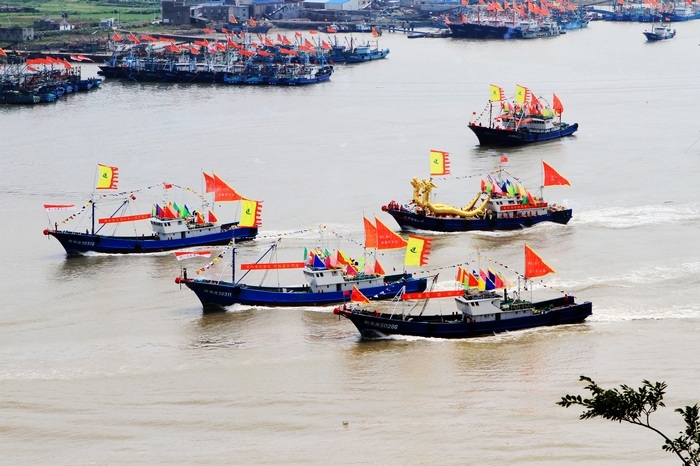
xmin=177 ymin=243 xmax=429 ymax=311
xmin=337 ymin=292 xmax=592 ymax=339
xmin=382 ymin=173 xmax=572 ymax=233
xmin=468 ymin=120 xmax=578 ymax=146
xmin=44 ymin=220 xmax=256 ymax=255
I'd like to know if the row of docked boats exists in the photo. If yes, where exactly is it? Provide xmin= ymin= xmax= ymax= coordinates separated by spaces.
xmin=96 ymin=32 xmax=389 ymax=85
xmin=0 ymin=57 xmax=102 ymax=105
xmin=588 ymin=2 xmax=700 ymax=22
xmin=444 ymin=1 xmax=591 ymax=40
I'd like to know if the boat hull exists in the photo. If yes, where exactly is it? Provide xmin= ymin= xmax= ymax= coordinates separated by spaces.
xmin=339 ymin=297 xmax=592 ymax=339
xmin=45 ymin=225 xmax=257 ymax=254
xmin=468 ymin=123 xmax=578 ymax=146
xmin=181 ymin=274 xmax=428 ymax=310
xmin=383 ymin=206 xmax=572 ymax=232
xmin=448 ymin=23 xmax=522 ymax=39
xmin=643 ymin=31 xmax=675 ymax=41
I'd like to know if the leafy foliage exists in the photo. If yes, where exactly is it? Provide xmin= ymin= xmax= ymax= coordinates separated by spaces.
xmin=558 ymin=376 xmax=700 ymax=465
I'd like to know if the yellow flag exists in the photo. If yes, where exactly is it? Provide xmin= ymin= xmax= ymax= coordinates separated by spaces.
xmin=490 ymin=84 xmax=504 ymax=102
xmin=404 ymin=235 xmax=431 ymax=267
xmin=515 ymin=84 xmax=528 ymax=104
xmin=239 ymin=199 xmax=259 ymax=227
xmin=429 ymin=149 xmax=450 ymax=176
xmin=96 ymin=164 xmax=118 ymax=190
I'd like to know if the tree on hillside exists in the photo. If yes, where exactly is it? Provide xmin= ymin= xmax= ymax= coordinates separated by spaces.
xmin=557 ymin=376 xmax=700 ymax=466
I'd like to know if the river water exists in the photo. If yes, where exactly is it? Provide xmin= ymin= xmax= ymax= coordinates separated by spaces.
xmin=1 ymin=20 xmax=700 ymax=464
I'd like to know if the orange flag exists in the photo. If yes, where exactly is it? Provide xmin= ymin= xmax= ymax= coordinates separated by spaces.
xmin=208 ymin=211 xmax=218 ymax=223
xmin=249 ymin=18 xmax=257 ymax=27
xmin=374 ymin=217 xmax=407 ymax=250
xmin=212 ymin=174 xmax=243 ymax=201
xmin=350 ymin=285 xmax=370 ymax=304
xmin=552 ymin=93 xmax=564 ymax=115
xmin=542 ymin=161 xmax=571 ymax=186
xmin=363 ymin=217 xmax=377 ymax=248
xmin=113 ymin=32 xmax=123 ymax=42
xmin=0 ymin=47 xmax=7 ymax=57
xmin=524 ymin=245 xmax=555 ymax=279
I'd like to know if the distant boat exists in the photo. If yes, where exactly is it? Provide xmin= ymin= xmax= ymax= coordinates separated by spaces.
xmin=343 ymin=40 xmax=390 ymax=63
xmin=468 ymin=84 xmax=578 ymax=146
xmin=382 ymin=160 xmax=573 ymax=233
xmin=336 ymin=246 xmax=593 ymax=339
xmin=43 ymin=167 xmax=258 ymax=255
xmin=661 ymin=4 xmax=700 ymax=21
xmin=176 ymin=242 xmax=429 ymax=311
xmin=643 ymin=23 xmax=676 ymax=41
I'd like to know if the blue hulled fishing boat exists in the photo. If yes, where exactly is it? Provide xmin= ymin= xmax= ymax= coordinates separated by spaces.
xmin=44 ymin=169 xmax=259 ymax=255
xmin=176 ymin=242 xmax=429 ymax=311
xmin=468 ymin=84 xmax=578 ymax=146
xmin=337 ymin=246 xmax=593 ymax=339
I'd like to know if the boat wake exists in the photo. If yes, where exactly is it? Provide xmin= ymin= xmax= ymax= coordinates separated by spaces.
xmin=573 ymin=202 xmax=700 ymax=229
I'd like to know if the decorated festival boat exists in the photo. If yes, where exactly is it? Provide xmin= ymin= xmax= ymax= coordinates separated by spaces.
xmin=336 ymin=245 xmax=593 ymax=339
xmin=43 ymin=166 xmax=259 ymax=255
xmin=382 ymin=155 xmax=573 ymax=232
xmin=469 ymin=84 xmax=578 ymax=146
xmin=176 ymin=237 xmax=431 ymax=311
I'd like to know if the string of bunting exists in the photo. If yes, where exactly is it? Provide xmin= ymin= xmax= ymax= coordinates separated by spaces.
xmin=50 ymin=182 xmax=210 ymax=225
xmin=430 ymin=167 xmax=525 ymax=184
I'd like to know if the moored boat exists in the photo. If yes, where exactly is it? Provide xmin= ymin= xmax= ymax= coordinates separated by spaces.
xmin=382 ymin=159 xmax=573 ymax=233
xmin=43 ymin=166 xmax=259 ymax=255
xmin=468 ymin=84 xmax=578 ymax=146
xmin=337 ymin=246 xmax=593 ymax=339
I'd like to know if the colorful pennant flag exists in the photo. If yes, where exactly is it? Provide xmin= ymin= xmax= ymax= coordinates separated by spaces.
xmin=542 ymin=160 xmax=571 ymax=187
xmin=363 ymin=217 xmax=377 ymax=249
xmin=429 ymin=149 xmax=450 ymax=176
xmin=350 ymin=285 xmax=370 ymax=304
xmin=239 ymin=199 xmax=262 ymax=227
xmin=490 ymin=84 xmax=505 ymax=102
xmin=375 ymin=217 xmax=407 ymax=250
xmin=404 ymin=235 xmax=431 ymax=267
xmin=96 ymin=164 xmax=118 ymax=190
xmin=524 ymin=245 xmax=555 ymax=279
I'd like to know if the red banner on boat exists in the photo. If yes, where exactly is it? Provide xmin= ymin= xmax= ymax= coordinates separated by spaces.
xmin=240 ymin=262 xmax=305 ymax=270
xmin=44 ymin=204 xmax=75 ymax=211
xmin=98 ymin=213 xmax=152 ymax=224
xmin=401 ymin=290 xmax=465 ymax=300
xmin=174 ymin=250 xmax=211 ymax=261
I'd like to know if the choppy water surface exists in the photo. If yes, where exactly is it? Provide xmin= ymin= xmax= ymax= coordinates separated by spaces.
xmin=1 ymin=21 xmax=700 ymax=464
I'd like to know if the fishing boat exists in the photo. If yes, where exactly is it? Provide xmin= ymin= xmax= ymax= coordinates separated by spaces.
xmin=446 ymin=9 xmax=561 ymax=39
xmin=661 ymin=3 xmax=700 ymax=21
xmin=382 ymin=160 xmax=573 ymax=232
xmin=176 ymin=241 xmax=430 ymax=311
xmin=643 ymin=23 xmax=676 ymax=41
xmin=342 ymin=40 xmax=390 ymax=63
xmin=336 ymin=246 xmax=593 ymax=339
xmin=468 ymin=84 xmax=578 ymax=146
xmin=43 ymin=167 xmax=259 ymax=255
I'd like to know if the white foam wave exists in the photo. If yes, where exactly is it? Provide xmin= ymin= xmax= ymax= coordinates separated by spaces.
xmin=573 ymin=202 xmax=700 ymax=229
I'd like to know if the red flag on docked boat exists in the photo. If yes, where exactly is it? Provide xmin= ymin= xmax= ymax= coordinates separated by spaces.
xmin=113 ymin=32 xmax=123 ymax=42
xmin=203 ymin=28 xmax=215 ymax=33
xmin=264 ymin=37 xmax=274 ymax=47
xmin=222 ymin=27 xmax=228 ymax=33
xmin=230 ymin=14 xmax=238 ymax=24
xmin=128 ymin=33 xmax=141 ymax=44
xmin=295 ymin=31 xmax=303 ymax=37
xmin=321 ymin=40 xmax=332 ymax=50
xmin=524 ymin=245 xmax=555 ymax=279
xmin=402 ymin=290 xmax=464 ymax=300
xmin=374 ymin=217 xmax=408 ymax=250
xmin=308 ymin=29 xmax=319 ymax=34
xmin=208 ymin=211 xmax=218 ymax=223
xmin=249 ymin=18 xmax=257 ymax=27
xmin=350 ymin=285 xmax=370 ymax=304
xmin=500 ymin=155 xmax=509 ymax=163
xmin=542 ymin=160 xmax=571 ymax=186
